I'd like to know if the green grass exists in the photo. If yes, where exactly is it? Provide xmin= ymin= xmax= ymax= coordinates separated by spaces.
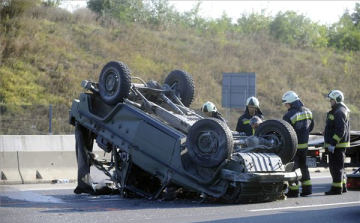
xmin=1 ymin=6 xmax=360 ymax=134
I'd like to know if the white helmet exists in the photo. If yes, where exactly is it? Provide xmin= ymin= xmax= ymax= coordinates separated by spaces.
xmin=327 ymin=90 xmax=344 ymax=103
xmin=246 ymin=96 xmax=259 ymax=108
xmin=201 ymin=101 xmax=217 ymax=113
xmin=282 ymin=91 xmax=300 ymax=104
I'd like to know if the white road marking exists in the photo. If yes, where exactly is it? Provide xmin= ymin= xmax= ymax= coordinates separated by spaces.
xmin=249 ymin=201 xmax=360 ymax=212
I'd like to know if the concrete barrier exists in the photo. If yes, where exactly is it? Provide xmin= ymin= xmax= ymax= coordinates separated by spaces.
xmin=0 ymin=135 xmax=107 ymax=185
xmin=17 ymin=151 xmax=78 ymax=184
xmin=0 ymin=151 xmax=23 ymax=185
xmin=0 ymin=135 xmax=78 ymax=152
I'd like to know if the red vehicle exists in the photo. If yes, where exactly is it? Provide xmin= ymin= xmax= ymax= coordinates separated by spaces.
xmin=346 ymin=167 xmax=360 ymax=190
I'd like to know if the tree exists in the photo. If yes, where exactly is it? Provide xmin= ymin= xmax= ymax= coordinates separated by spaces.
xmin=350 ymin=2 xmax=360 ymax=27
xmin=1 ymin=0 xmax=41 ymax=20
xmin=269 ymin=10 xmax=324 ymax=48
xmin=328 ymin=9 xmax=360 ymax=51
xmin=236 ymin=9 xmax=271 ymax=34
xmin=41 ymin=0 xmax=61 ymax=8
xmin=87 ymin=0 xmax=144 ymax=23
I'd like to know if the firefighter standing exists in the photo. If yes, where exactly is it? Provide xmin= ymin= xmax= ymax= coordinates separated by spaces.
xmin=201 ymin=101 xmax=226 ymax=122
xmin=236 ymin=96 xmax=265 ymax=136
xmin=324 ymin=90 xmax=350 ymax=195
xmin=282 ymin=91 xmax=314 ymax=197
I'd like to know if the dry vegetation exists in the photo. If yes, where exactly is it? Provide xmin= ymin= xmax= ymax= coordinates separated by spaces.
xmin=1 ymin=7 xmax=360 ymax=134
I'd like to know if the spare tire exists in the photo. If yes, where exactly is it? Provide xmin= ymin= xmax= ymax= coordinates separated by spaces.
xmin=187 ymin=118 xmax=234 ymax=168
xmin=98 ymin=61 xmax=131 ymax=106
xmin=255 ymin=119 xmax=297 ymax=164
xmin=164 ymin=70 xmax=195 ymax=107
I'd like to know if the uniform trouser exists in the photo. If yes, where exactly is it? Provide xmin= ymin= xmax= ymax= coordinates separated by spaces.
xmin=328 ymin=148 xmax=346 ymax=186
xmin=289 ymin=149 xmax=311 ymax=190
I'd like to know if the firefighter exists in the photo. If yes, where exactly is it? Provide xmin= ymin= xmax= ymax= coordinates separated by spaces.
xmin=324 ymin=90 xmax=350 ymax=195
xmin=282 ymin=91 xmax=314 ymax=197
xmin=236 ymin=96 xmax=264 ymax=136
xmin=201 ymin=101 xmax=226 ymax=122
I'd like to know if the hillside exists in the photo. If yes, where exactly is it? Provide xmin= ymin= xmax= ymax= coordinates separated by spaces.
xmin=1 ymin=6 xmax=360 ymax=134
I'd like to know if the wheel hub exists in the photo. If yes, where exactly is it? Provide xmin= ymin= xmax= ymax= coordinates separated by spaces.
xmin=196 ymin=132 xmax=218 ymax=155
xmin=105 ymin=72 xmax=119 ymax=95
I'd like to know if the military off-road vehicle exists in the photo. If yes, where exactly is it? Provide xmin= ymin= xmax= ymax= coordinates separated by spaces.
xmin=69 ymin=61 xmax=301 ymax=203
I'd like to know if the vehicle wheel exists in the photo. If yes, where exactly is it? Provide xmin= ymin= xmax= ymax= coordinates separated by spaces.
xmin=187 ymin=118 xmax=234 ymax=168
xmin=98 ymin=61 xmax=131 ymax=106
xmin=164 ymin=70 xmax=195 ymax=107
xmin=255 ymin=119 xmax=297 ymax=164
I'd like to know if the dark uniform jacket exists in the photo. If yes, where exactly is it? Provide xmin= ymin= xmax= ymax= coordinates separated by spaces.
xmin=283 ymin=100 xmax=314 ymax=149
xmin=236 ymin=108 xmax=264 ymax=136
xmin=324 ymin=103 xmax=350 ymax=148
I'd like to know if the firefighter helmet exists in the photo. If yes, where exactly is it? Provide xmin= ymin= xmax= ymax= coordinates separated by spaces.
xmin=282 ymin=91 xmax=300 ymax=104
xmin=326 ymin=90 xmax=344 ymax=103
xmin=246 ymin=96 xmax=260 ymax=108
xmin=201 ymin=101 xmax=217 ymax=113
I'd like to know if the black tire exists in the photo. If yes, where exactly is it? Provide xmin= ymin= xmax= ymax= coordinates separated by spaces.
xmin=255 ymin=119 xmax=297 ymax=164
xmin=187 ymin=118 xmax=234 ymax=168
xmin=164 ymin=70 xmax=195 ymax=107
xmin=98 ymin=61 xmax=131 ymax=106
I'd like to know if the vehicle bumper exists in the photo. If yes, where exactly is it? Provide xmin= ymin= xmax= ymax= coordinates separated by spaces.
xmin=221 ymin=169 xmax=302 ymax=183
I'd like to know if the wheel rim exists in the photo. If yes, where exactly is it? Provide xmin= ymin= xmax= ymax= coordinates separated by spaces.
xmin=104 ymin=71 xmax=119 ymax=95
xmin=195 ymin=131 xmax=218 ymax=155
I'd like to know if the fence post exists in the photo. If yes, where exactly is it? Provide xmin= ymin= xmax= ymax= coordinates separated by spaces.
xmin=49 ymin=105 xmax=52 ymax=135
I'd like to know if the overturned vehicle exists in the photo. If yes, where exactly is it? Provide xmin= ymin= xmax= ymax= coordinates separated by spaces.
xmin=69 ymin=61 xmax=301 ymax=203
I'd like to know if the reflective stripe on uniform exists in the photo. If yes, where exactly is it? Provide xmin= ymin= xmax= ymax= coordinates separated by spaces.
xmin=332 ymin=182 xmax=342 ymax=188
xmin=289 ymin=184 xmax=299 ymax=190
xmin=252 ymin=128 xmax=255 ymax=135
xmin=243 ymin=120 xmax=250 ymax=124
xmin=333 ymin=134 xmax=341 ymax=143
xmin=325 ymin=142 xmax=350 ymax=148
xmin=298 ymin=143 xmax=308 ymax=149
xmin=328 ymin=114 xmax=334 ymax=120
xmin=301 ymin=180 xmax=312 ymax=186
xmin=290 ymin=111 xmax=313 ymax=124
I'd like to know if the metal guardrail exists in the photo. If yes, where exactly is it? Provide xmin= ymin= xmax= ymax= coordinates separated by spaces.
xmin=1 ymin=104 xmax=360 ymax=135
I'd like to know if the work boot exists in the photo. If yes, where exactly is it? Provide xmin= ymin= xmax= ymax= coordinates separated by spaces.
xmin=285 ymin=189 xmax=299 ymax=198
xmin=342 ymin=183 xmax=348 ymax=193
xmin=300 ymin=185 xmax=312 ymax=197
xmin=325 ymin=186 xmax=342 ymax=195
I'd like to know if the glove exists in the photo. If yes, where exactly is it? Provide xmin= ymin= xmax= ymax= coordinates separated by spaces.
xmin=328 ymin=145 xmax=335 ymax=153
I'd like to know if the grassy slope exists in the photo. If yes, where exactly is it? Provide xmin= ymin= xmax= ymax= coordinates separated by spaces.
xmin=1 ymin=7 xmax=360 ymax=132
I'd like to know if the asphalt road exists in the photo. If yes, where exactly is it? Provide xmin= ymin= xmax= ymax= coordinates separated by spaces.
xmin=1 ymin=169 xmax=359 ymax=223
